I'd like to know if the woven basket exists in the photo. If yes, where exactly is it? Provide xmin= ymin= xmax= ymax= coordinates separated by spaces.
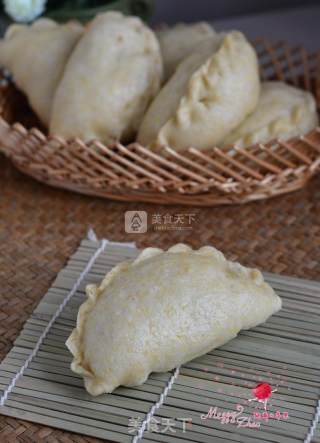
xmin=0 ymin=38 xmax=320 ymax=206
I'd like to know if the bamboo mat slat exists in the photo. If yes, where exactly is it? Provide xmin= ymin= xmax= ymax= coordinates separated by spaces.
xmin=0 ymin=238 xmax=320 ymax=443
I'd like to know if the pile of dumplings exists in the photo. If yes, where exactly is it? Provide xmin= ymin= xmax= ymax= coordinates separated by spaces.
xmin=0 ymin=12 xmax=318 ymax=151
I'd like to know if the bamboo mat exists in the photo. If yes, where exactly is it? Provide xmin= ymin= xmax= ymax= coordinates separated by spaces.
xmin=0 ymin=238 xmax=320 ymax=443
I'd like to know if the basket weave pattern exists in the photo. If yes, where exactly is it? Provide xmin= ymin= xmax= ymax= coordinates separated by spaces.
xmin=0 ymin=39 xmax=320 ymax=206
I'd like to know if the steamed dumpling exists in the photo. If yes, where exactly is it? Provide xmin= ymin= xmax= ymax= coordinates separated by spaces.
xmin=66 ymin=244 xmax=281 ymax=396
xmin=156 ymin=22 xmax=216 ymax=81
xmin=0 ymin=19 xmax=83 ymax=125
xmin=223 ymin=81 xmax=319 ymax=147
xmin=137 ymin=31 xmax=260 ymax=151
xmin=50 ymin=12 xmax=162 ymax=144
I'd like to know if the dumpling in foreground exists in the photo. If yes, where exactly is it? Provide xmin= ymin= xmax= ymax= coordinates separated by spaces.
xmin=66 ymin=244 xmax=281 ymax=396
xmin=0 ymin=19 xmax=83 ymax=125
xmin=137 ymin=31 xmax=260 ymax=151
xmin=50 ymin=12 xmax=162 ymax=144
xmin=223 ymin=81 xmax=319 ymax=147
xmin=156 ymin=22 xmax=216 ymax=81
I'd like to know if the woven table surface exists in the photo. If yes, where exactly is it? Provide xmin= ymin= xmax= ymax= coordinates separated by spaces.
xmin=1 ymin=153 xmax=320 ymax=442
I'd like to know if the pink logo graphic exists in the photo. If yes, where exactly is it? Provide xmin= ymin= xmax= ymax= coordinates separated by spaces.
xmin=248 ymin=382 xmax=277 ymax=410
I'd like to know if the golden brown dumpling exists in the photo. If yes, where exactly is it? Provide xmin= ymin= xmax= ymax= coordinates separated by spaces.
xmin=137 ymin=31 xmax=260 ymax=151
xmin=156 ymin=22 xmax=216 ymax=81
xmin=50 ymin=12 xmax=162 ymax=144
xmin=67 ymin=244 xmax=281 ymax=396
xmin=0 ymin=18 xmax=83 ymax=125
xmin=223 ymin=81 xmax=319 ymax=147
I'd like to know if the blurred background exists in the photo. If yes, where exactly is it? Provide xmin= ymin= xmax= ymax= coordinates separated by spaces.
xmin=150 ymin=0 xmax=320 ymax=50
xmin=151 ymin=0 xmax=318 ymax=23
xmin=1 ymin=0 xmax=320 ymax=49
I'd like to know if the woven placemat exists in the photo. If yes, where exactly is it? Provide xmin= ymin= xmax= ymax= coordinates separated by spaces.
xmin=0 ymin=236 xmax=320 ymax=443
xmin=1 ymin=154 xmax=320 ymax=442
